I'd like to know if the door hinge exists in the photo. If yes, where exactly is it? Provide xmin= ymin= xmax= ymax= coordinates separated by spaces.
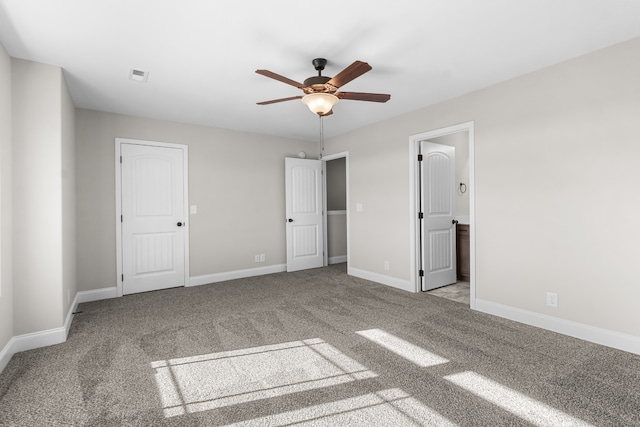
xmin=418 ymin=212 xmax=423 ymax=219
xmin=120 ymin=155 xmax=122 ymax=164
xmin=418 ymin=154 xmax=423 ymax=161
xmin=121 ymin=274 xmax=124 ymax=281
xmin=121 ymin=215 xmax=123 ymax=222
xmin=419 ymin=270 xmax=424 ymax=277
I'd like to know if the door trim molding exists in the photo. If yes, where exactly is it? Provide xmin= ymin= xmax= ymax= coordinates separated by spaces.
xmin=114 ymin=138 xmax=190 ymax=297
xmin=409 ymin=122 xmax=475 ymax=307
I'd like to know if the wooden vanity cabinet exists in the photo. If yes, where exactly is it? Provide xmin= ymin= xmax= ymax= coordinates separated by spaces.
xmin=457 ymin=224 xmax=470 ymax=281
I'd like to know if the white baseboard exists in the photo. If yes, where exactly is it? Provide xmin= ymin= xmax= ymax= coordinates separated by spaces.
xmin=0 ymin=291 xmax=82 ymax=375
xmin=0 ymin=325 xmax=68 ymax=374
xmin=189 ymin=264 xmax=287 ymax=287
xmin=11 ymin=327 xmax=67 ymax=354
xmin=0 ymin=337 xmax=14 ymax=374
xmin=348 ymin=267 xmax=415 ymax=293
xmin=329 ymin=255 xmax=347 ymax=265
xmin=0 ymin=294 xmax=78 ymax=372
xmin=475 ymin=298 xmax=640 ymax=356
xmin=77 ymin=287 xmax=118 ymax=304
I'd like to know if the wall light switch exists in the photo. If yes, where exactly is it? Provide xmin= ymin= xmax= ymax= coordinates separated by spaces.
xmin=190 ymin=205 xmax=197 ymax=214
xmin=356 ymin=203 xmax=363 ymax=212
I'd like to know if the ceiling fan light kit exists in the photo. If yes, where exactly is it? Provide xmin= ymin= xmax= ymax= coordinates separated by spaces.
xmin=301 ymin=93 xmax=339 ymax=116
xmin=256 ymin=58 xmax=390 ymax=116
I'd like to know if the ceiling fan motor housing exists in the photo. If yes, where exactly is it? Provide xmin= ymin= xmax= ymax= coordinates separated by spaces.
xmin=304 ymin=58 xmax=336 ymax=93
xmin=303 ymin=75 xmax=333 ymax=93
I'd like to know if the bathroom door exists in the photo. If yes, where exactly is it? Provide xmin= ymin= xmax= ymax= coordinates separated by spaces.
xmin=420 ymin=141 xmax=456 ymax=291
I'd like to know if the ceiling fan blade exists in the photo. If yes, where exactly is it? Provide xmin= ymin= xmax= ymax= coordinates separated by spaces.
xmin=320 ymin=109 xmax=334 ymax=117
xmin=336 ymin=91 xmax=391 ymax=102
xmin=327 ymin=61 xmax=372 ymax=88
xmin=256 ymin=95 xmax=303 ymax=105
xmin=256 ymin=69 xmax=306 ymax=89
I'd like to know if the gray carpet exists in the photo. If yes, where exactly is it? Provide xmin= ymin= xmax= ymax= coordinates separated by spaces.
xmin=1 ymin=264 xmax=639 ymax=426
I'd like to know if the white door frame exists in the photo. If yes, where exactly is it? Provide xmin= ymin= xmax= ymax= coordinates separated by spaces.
xmin=115 ymin=137 xmax=190 ymax=297
xmin=321 ymin=152 xmax=350 ymax=267
xmin=409 ymin=122 xmax=475 ymax=308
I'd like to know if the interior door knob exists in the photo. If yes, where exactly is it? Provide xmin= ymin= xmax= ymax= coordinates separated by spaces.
xmin=177 ymin=222 xmax=183 ymax=226
xmin=288 ymin=218 xmax=294 ymax=222
xmin=452 ymin=219 xmax=459 ymax=225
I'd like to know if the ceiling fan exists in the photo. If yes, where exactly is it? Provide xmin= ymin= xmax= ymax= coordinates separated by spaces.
xmin=256 ymin=58 xmax=390 ymax=116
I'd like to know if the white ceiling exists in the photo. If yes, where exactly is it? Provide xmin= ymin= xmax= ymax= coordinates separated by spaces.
xmin=1 ymin=0 xmax=640 ymax=141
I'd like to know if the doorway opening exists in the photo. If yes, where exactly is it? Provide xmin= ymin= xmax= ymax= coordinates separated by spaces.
xmin=322 ymin=152 xmax=349 ymax=270
xmin=409 ymin=123 xmax=475 ymax=308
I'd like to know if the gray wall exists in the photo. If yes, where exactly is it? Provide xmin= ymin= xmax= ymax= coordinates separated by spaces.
xmin=0 ymin=40 xmax=12 ymax=354
xmin=327 ymin=214 xmax=347 ymax=261
xmin=324 ymin=37 xmax=640 ymax=337
xmin=326 ymin=157 xmax=347 ymax=260
xmin=61 ymin=72 xmax=76 ymax=316
xmin=326 ymin=158 xmax=346 ymax=210
xmin=12 ymin=59 xmax=66 ymax=335
xmin=0 ymin=52 xmax=76 ymax=360
xmin=75 ymin=109 xmax=313 ymax=291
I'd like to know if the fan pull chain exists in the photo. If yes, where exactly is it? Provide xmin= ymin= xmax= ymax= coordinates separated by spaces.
xmin=319 ymin=115 xmax=324 ymax=158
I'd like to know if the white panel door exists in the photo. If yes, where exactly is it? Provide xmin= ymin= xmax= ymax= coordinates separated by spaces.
xmin=121 ymin=144 xmax=186 ymax=294
xmin=420 ymin=141 xmax=456 ymax=291
xmin=285 ymin=158 xmax=324 ymax=272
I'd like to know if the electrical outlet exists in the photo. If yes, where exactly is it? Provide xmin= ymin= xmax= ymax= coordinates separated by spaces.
xmin=259 ymin=254 xmax=265 ymax=262
xmin=546 ymin=292 xmax=558 ymax=308
xmin=254 ymin=255 xmax=260 ymax=263
xmin=384 ymin=261 xmax=390 ymax=271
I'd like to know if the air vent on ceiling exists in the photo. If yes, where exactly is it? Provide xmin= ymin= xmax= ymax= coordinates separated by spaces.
xmin=128 ymin=68 xmax=149 ymax=82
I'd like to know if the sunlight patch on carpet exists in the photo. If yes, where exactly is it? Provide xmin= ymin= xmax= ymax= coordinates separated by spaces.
xmin=225 ymin=388 xmax=457 ymax=426
xmin=356 ymin=329 xmax=449 ymax=367
xmin=444 ymin=371 xmax=595 ymax=427
xmin=151 ymin=338 xmax=377 ymax=418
